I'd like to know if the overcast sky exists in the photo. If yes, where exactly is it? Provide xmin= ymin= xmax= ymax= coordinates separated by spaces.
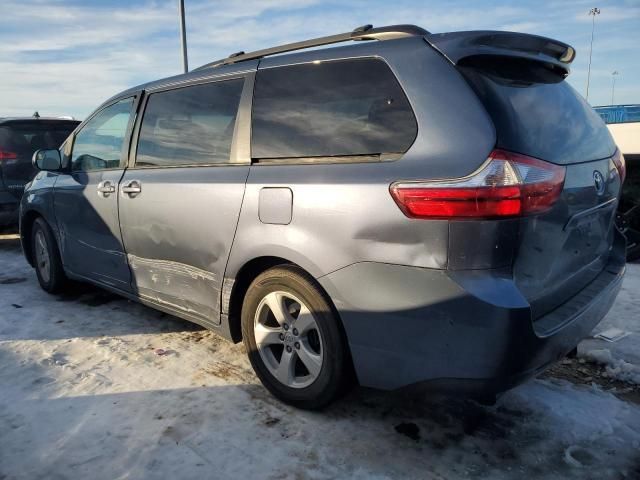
xmin=1 ymin=0 xmax=639 ymax=119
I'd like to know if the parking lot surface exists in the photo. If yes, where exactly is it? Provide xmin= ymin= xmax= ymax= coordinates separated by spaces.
xmin=1 ymin=235 xmax=639 ymax=479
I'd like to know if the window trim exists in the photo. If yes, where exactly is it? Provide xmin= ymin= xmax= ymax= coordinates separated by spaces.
xmin=128 ymin=73 xmax=254 ymax=170
xmin=68 ymin=95 xmax=139 ymax=173
xmin=249 ymin=56 xmax=418 ymax=164
xmin=252 ymin=152 xmax=403 ymax=165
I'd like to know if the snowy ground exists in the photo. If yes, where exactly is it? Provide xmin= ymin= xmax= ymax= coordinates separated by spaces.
xmin=1 ymin=234 xmax=639 ymax=480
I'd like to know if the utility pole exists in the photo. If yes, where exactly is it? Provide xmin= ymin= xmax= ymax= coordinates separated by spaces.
xmin=585 ymin=7 xmax=600 ymax=102
xmin=178 ymin=0 xmax=188 ymax=73
xmin=611 ymin=71 xmax=619 ymax=104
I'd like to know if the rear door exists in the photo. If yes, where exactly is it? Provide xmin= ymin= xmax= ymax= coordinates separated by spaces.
xmin=118 ymin=74 xmax=252 ymax=324
xmin=54 ymin=97 xmax=137 ymax=290
xmin=0 ymin=120 xmax=78 ymax=199
xmin=458 ymin=56 xmax=620 ymax=318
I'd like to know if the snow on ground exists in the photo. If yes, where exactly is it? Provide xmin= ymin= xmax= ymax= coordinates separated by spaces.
xmin=1 ymin=235 xmax=639 ymax=479
xmin=577 ymin=261 xmax=640 ymax=385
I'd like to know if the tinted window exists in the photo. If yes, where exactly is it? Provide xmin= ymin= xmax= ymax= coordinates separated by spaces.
xmin=71 ymin=98 xmax=134 ymax=171
xmin=251 ymin=58 xmax=417 ymax=159
xmin=459 ymin=58 xmax=616 ymax=164
xmin=0 ymin=121 xmax=79 ymax=158
xmin=594 ymin=105 xmax=640 ymax=124
xmin=136 ymin=79 xmax=244 ymax=167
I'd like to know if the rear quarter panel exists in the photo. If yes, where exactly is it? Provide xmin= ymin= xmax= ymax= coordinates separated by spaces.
xmin=225 ymin=37 xmax=497 ymax=284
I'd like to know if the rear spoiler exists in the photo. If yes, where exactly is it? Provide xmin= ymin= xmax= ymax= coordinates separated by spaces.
xmin=424 ymin=31 xmax=576 ymax=75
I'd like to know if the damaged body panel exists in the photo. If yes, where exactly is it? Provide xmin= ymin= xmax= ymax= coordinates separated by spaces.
xmin=118 ymin=166 xmax=250 ymax=324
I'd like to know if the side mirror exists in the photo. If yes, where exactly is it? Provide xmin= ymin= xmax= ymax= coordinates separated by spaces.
xmin=32 ymin=149 xmax=62 ymax=172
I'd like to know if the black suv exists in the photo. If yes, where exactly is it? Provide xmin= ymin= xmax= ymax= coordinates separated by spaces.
xmin=0 ymin=116 xmax=80 ymax=228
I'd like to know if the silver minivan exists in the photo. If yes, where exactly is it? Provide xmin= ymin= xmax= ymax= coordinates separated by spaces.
xmin=22 ymin=25 xmax=626 ymax=408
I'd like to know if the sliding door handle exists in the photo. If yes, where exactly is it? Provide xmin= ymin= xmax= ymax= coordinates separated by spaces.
xmin=121 ymin=180 xmax=142 ymax=197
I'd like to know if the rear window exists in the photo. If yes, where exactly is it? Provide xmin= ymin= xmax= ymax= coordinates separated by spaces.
xmin=251 ymin=58 xmax=417 ymax=160
xmin=0 ymin=121 xmax=79 ymax=156
xmin=459 ymin=57 xmax=616 ymax=164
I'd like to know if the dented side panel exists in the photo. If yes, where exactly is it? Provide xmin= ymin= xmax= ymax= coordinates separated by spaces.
xmin=118 ymin=166 xmax=250 ymax=324
xmin=225 ymin=38 xmax=495 ymax=283
xmin=127 ymin=254 xmax=220 ymax=319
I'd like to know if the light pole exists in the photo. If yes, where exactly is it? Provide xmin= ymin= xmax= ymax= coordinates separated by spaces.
xmin=178 ymin=0 xmax=188 ymax=73
xmin=585 ymin=7 xmax=600 ymax=102
xmin=611 ymin=71 xmax=619 ymax=104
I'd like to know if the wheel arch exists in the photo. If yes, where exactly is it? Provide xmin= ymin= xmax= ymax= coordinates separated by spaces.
xmin=224 ymin=256 xmax=292 ymax=343
xmin=223 ymin=256 xmax=349 ymax=350
xmin=20 ymin=209 xmax=44 ymax=267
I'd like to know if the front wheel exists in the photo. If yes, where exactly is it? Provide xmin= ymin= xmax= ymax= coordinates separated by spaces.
xmin=31 ymin=217 xmax=67 ymax=293
xmin=241 ymin=266 xmax=351 ymax=409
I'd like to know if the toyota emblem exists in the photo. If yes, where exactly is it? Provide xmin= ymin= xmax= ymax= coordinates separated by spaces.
xmin=593 ymin=170 xmax=605 ymax=195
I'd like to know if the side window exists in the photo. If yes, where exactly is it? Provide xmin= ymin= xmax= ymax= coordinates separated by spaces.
xmin=251 ymin=58 xmax=418 ymax=160
xmin=135 ymin=79 xmax=244 ymax=167
xmin=71 ymin=98 xmax=134 ymax=171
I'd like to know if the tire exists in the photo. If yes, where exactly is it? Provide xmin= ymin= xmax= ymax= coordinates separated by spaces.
xmin=31 ymin=217 xmax=67 ymax=293
xmin=241 ymin=265 xmax=351 ymax=409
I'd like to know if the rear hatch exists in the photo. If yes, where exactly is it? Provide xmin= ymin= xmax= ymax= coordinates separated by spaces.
xmin=427 ymin=32 xmax=620 ymax=319
xmin=0 ymin=120 xmax=79 ymax=199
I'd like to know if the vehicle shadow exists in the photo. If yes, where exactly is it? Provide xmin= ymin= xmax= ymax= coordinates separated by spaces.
xmin=2 ymin=238 xmax=640 ymax=478
xmin=0 ymin=235 xmax=204 ymax=342
xmin=1 ymin=337 xmax=638 ymax=480
xmin=4 ymin=202 xmax=639 ymax=478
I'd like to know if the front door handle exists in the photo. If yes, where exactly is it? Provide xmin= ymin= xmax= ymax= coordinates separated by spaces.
xmin=121 ymin=180 xmax=142 ymax=197
xmin=97 ymin=180 xmax=116 ymax=197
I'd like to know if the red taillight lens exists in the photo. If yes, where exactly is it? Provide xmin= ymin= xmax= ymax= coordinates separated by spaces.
xmin=390 ymin=185 xmax=522 ymax=218
xmin=0 ymin=150 xmax=18 ymax=161
xmin=612 ymin=149 xmax=626 ymax=184
xmin=390 ymin=149 xmax=566 ymax=220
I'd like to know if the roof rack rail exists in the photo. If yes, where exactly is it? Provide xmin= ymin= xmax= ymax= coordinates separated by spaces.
xmin=195 ymin=24 xmax=429 ymax=70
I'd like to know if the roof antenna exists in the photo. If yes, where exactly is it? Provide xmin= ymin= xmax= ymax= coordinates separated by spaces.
xmin=33 ymin=111 xmax=40 ymax=118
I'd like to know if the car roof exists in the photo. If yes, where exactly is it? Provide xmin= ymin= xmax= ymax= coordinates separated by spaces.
xmin=101 ymin=24 xmax=430 ymax=107
xmin=0 ymin=117 xmax=80 ymax=125
xmin=103 ymin=37 xmax=422 ymax=106
xmin=113 ymin=59 xmax=260 ymax=100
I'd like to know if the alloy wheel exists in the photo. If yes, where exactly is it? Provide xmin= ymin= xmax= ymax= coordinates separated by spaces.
xmin=34 ymin=229 xmax=51 ymax=283
xmin=253 ymin=291 xmax=324 ymax=388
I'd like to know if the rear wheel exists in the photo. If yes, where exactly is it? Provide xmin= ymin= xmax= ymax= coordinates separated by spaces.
xmin=241 ymin=266 xmax=350 ymax=409
xmin=31 ymin=217 xmax=67 ymax=293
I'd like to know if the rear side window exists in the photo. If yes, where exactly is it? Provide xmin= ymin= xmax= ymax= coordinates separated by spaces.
xmin=136 ymin=79 xmax=244 ymax=167
xmin=251 ymin=58 xmax=417 ymax=160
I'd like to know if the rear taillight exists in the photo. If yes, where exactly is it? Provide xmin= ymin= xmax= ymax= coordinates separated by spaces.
xmin=390 ymin=149 xmax=566 ymax=220
xmin=0 ymin=150 xmax=18 ymax=161
xmin=612 ymin=149 xmax=626 ymax=184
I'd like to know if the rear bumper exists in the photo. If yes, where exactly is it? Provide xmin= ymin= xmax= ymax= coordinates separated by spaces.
xmin=318 ymin=231 xmax=626 ymax=394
